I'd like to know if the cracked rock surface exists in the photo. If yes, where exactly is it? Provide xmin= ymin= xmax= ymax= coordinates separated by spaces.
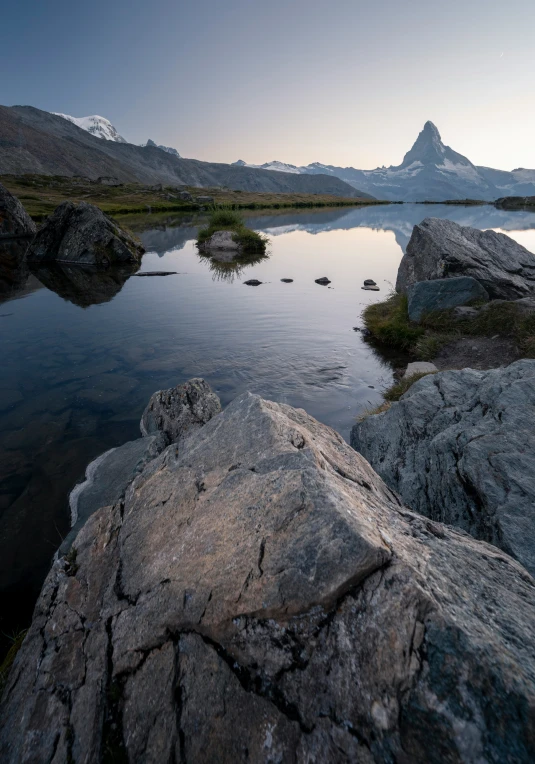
xmin=1 ymin=391 xmax=535 ymax=762
xmin=351 ymin=359 xmax=535 ymax=577
xmin=0 ymin=183 xmax=37 ymax=239
xmin=397 ymin=217 xmax=535 ymax=299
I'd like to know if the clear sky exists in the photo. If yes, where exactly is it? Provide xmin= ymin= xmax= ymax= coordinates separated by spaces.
xmin=2 ymin=0 xmax=534 ymax=170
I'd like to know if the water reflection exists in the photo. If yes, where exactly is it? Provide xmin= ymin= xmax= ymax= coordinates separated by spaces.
xmin=30 ymin=263 xmax=139 ymax=307
xmin=197 ymin=250 xmax=270 ymax=282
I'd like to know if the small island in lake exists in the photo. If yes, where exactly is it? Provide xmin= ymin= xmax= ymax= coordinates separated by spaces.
xmin=196 ymin=209 xmax=269 ymax=260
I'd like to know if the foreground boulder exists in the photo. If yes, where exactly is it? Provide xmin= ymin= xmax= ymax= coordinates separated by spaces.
xmin=407 ymin=276 xmax=488 ymax=321
xmin=0 ymin=183 xmax=37 ymax=238
xmin=141 ymin=377 xmax=222 ymax=445
xmin=397 ymin=217 xmax=535 ymax=299
xmin=2 ymin=388 xmax=535 ymax=762
xmin=27 ymin=202 xmax=144 ymax=266
xmin=351 ymin=360 xmax=535 ymax=576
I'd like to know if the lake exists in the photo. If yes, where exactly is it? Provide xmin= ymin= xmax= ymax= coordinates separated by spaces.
xmin=2 ymin=202 xmax=535 ymax=644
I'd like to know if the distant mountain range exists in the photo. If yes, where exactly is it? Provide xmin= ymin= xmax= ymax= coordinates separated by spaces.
xmin=140 ymin=138 xmax=181 ymax=158
xmin=0 ymin=106 xmax=367 ymax=197
xmin=234 ymin=122 xmax=535 ymax=201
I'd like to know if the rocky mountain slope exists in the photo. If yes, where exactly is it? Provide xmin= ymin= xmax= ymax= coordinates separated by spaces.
xmin=0 ymin=106 xmax=368 ymax=197
xmin=236 ymin=121 xmax=535 ymax=201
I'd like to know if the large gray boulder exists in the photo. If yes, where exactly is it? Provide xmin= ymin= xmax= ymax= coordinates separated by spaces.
xmin=198 ymin=230 xmax=242 ymax=262
xmin=2 ymin=391 xmax=535 ymax=762
xmin=140 ymin=377 xmax=222 ymax=445
xmin=0 ymin=182 xmax=37 ymax=238
xmin=351 ymin=360 xmax=535 ymax=576
xmin=27 ymin=201 xmax=144 ymax=266
xmin=397 ymin=217 xmax=535 ymax=299
xmin=407 ymin=276 xmax=489 ymax=321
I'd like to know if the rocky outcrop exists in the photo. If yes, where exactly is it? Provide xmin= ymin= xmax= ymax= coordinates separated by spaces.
xmin=351 ymin=360 xmax=535 ymax=576
xmin=407 ymin=276 xmax=489 ymax=321
xmin=27 ymin=202 xmax=144 ymax=266
xmin=397 ymin=217 xmax=535 ymax=299
xmin=140 ymin=377 xmax=222 ymax=446
xmin=198 ymin=230 xmax=242 ymax=262
xmin=0 ymin=182 xmax=37 ymax=238
xmin=2 ymin=387 xmax=535 ymax=762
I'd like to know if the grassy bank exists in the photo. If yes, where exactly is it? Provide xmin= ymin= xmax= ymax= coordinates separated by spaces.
xmin=364 ymin=292 xmax=535 ymax=360
xmin=197 ymin=210 xmax=268 ymax=254
xmin=0 ymin=174 xmax=386 ymax=220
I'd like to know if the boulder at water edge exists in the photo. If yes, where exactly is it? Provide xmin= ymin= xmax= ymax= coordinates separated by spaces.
xmin=407 ymin=276 xmax=489 ymax=321
xmin=396 ymin=217 xmax=535 ymax=299
xmin=198 ymin=230 xmax=242 ymax=261
xmin=27 ymin=201 xmax=144 ymax=266
xmin=351 ymin=359 xmax=535 ymax=576
xmin=1 ymin=385 xmax=535 ymax=762
xmin=0 ymin=182 xmax=37 ymax=239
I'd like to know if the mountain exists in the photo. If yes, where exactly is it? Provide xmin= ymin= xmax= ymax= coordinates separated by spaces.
xmin=52 ymin=113 xmax=127 ymax=143
xmin=142 ymin=138 xmax=181 ymax=158
xmin=0 ymin=106 xmax=368 ymax=197
xmin=236 ymin=121 xmax=535 ymax=202
xmin=232 ymin=159 xmax=301 ymax=174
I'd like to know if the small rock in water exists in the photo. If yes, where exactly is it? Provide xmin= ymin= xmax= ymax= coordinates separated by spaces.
xmin=281 ymin=278 xmax=293 ymax=283
xmin=352 ymin=326 xmax=361 ymax=331
xmin=134 ymin=271 xmax=178 ymax=277
xmin=315 ymin=277 xmax=331 ymax=285
xmin=362 ymin=285 xmax=380 ymax=291
xmin=363 ymin=279 xmax=377 ymax=286
xmin=244 ymin=279 xmax=262 ymax=286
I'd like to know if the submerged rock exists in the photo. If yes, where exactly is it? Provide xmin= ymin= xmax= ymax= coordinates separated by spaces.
xmin=397 ymin=217 xmax=535 ymax=299
xmin=244 ymin=279 xmax=262 ymax=286
xmin=0 ymin=183 xmax=37 ymax=239
xmin=407 ymin=276 xmax=489 ymax=321
xmin=1 ymin=388 xmax=535 ymax=762
xmin=315 ymin=276 xmax=331 ymax=285
xmin=363 ymin=279 xmax=377 ymax=286
xmin=351 ymin=360 xmax=535 ymax=576
xmin=140 ymin=377 xmax=222 ymax=446
xmin=27 ymin=202 xmax=144 ymax=266
xmin=281 ymin=278 xmax=293 ymax=283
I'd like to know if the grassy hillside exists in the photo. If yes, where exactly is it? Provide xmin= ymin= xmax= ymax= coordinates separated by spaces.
xmin=0 ymin=175 xmax=387 ymax=219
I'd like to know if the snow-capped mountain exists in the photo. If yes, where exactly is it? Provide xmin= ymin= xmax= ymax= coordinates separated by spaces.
xmin=53 ymin=113 xmax=126 ymax=143
xmin=233 ymin=159 xmax=301 ymax=174
xmin=141 ymin=138 xmax=181 ymax=158
xmin=235 ymin=122 xmax=535 ymax=201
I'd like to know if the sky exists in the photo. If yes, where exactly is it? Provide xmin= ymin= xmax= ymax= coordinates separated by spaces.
xmin=2 ymin=0 xmax=535 ymax=170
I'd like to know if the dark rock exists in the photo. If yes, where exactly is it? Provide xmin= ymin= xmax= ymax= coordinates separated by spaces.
xmin=397 ymin=217 xmax=535 ymax=299
xmin=363 ymin=279 xmax=377 ymax=286
xmin=150 ymin=183 xmax=163 ymax=191
xmin=134 ymin=271 xmax=178 ymax=277
xmin=315 ymin=276 xmax=331 ymax=285
xmin=244 ymin=279 xmax=262 ymax=286
xmin=407 ymin=276 xmax=489 ymax=321
xmin=2 ymin=391 xmax=535 ymax=762
xmin=177 ymin=191 xmax=193 ymax=202
xmin=95 ymin=176 xmax=122 ymax=187
xmin=0 ymin=183 xmax=37 ymax=239
xmin=27 ymin=202 xmax=144 ymax=267
xmin=281 ymin=278 xmax=293 ymax=283
xmin=361 ymin=285 xmax=380 ymax=291
xmin=351 ymin=360 xmax=535 ymax=576
xmin=0 ymin=239 xmax=30 ymax=300
xmin=140 ymin=378 xmax=221 ymax=446
xmin=196 ymin=195 xmax=214 ymax=204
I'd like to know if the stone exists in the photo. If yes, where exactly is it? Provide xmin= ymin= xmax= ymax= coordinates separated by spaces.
xmin=27 ymin=202 xmax=144 ymax=267
xmin=452 ymin=305 xmax=480 ymax=319
xmin=2 ymin=390 xmax=535 ymax=762
xmin=0 ymin=183 xmax=37 ymax=239
xmin=397 ymin=217 xmax=535 ymax=299
xmin=351 ymin=360 xmax=535 ymax=576
xmin=363 ymin=279 xmax=377 ymax=286
xmin=315 ymin=276 xmax=331 ymax=285
xmin=407 ymin=276 xmax=489 ymax=321
xmin=361 ymin=285 xmax=380 ymax=291
xmin=199 ymin=230 xmax=241 ymax=261
xmin=140 ymin=378 xmax=222 ymax=446
xmin=403 ymin=361 xmax=437 ymax=378
xmin=281 ymin=278 xmax=293 ymax=283
xmin=96 ymin=176 xmax=122 ymax=187
xmin=244 ymin=279 xmax=262 ymax=286
xmin=177 ymin=190 xmax=193 ymax=202
xmin=196 ymin=195 xmax=214 ymax=204
xmin=59 ymin=434 xmax=166 ymax=556
xmin=133 ymin=271 xmax=178 ymax=277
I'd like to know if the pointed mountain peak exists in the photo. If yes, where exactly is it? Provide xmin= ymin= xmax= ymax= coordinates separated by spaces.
xmin=398 ymin=121 xmax=473 ymax=169
xmin=422 ymin=121 xmax=441 ymax=139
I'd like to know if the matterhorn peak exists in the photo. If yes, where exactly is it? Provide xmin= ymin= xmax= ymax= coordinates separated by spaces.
xmin=422 ymin=120 xmax=441 ymax=140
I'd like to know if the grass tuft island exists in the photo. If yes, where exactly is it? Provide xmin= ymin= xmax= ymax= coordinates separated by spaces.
xmin=197 ymin=210 xmax=269 ymax=255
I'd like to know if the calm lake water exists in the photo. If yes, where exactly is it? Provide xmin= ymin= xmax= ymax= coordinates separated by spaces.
xmin=2 ymin=202 xmax=535 ymax=642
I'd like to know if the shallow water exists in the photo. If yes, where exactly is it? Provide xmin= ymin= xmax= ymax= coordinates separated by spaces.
xmin=1 ymin=202 xmax=535 ymax=639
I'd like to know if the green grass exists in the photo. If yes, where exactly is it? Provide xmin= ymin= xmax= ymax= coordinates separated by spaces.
xmin=383 ymin=371 xmax=437 ymax=401
xmin=197 ymin=209 xmax=269 ymax=254
xmin=363 ymin=292 xmax=535 ymax=361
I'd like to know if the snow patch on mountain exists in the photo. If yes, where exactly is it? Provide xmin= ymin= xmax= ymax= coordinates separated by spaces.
xmin=53 ymin=113 xmax=126 ymax=143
